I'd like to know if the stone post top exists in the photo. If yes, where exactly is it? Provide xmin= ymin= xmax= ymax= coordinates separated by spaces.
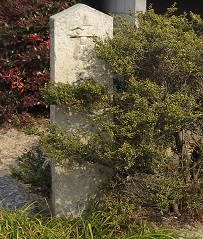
xmin=50 ymin=3 xmax=112 ymax=20
xmin=50 ymin=3 xmax=113 ymax=38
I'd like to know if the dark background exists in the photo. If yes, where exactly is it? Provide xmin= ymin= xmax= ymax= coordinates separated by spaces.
xmin=148 ymin=0 xmax=203 ymax=17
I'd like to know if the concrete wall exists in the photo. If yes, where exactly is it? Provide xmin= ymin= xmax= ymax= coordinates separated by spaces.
xmin=102 ymin=0 xmax=146 ymax=14
xmin=50 ymin=4 xmax=113 ymax=217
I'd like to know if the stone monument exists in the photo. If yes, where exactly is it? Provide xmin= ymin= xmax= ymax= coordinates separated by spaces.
xmin=50 ymin=4 xmax=113 ymax=217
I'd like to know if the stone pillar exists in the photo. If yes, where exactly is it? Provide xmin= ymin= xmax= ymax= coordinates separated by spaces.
xmin=50 ymin=4 xmax=113 ymax=217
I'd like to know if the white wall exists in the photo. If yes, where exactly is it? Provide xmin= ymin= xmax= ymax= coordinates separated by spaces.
xmin=102 ymin=0 xmax=146 ymax=15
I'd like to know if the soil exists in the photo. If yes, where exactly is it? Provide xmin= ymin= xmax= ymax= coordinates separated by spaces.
xmin=0 ymin=128 xmax=40 ymax=176
xmin=0 ymin=126 xmax=51 ymax=214
xmin=0 ymin=125 xmax=203 ymax=235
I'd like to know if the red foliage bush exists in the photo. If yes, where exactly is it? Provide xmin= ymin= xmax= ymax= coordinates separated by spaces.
xmin=0 ymin=0 xmax=78 ymax=123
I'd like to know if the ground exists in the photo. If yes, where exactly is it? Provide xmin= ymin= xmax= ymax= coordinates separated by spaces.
xmin=0 ymin=122 xmax=50 ymax=214
xmin=0 ymin=124 xmax=203 ymax=235
xmin=0 ymin=128 xmax=39 ymax=176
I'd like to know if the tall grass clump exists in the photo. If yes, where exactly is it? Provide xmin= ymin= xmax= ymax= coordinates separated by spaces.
xmin=0 ymin=207 xmax=196 ymax=239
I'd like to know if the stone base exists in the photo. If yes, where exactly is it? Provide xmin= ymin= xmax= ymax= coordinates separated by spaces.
xmin=52 ymin=160 xmax=112 ymax=217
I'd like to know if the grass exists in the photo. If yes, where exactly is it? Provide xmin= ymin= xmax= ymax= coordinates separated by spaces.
xmin=0 ymin=205 xmax=199 ymax=239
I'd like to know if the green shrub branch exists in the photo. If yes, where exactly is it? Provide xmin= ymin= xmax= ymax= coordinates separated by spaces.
xmin=43 ymin=79 xmax=109 ymax=111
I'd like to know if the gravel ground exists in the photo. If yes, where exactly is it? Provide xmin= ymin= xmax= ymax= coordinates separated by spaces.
xmin=0 ymin=128 xmax=43 ymax=211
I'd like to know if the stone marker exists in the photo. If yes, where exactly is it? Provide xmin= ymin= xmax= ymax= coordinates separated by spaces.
xmin=50 ymin=4 xmax=113 ymax=217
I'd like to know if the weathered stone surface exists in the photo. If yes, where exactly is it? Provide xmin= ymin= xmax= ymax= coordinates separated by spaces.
xmin=50 ymin=3 xmax=113 ymax=131
xmin=50 ymin=4 xmax=113 ymax=217
xmin=50 ymin=3 xmax=113 ymax=86
xmin=53 ymin=162 xmax=112 ymax=217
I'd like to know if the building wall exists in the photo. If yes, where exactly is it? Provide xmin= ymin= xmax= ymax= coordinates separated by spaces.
xmin=83 ymin=0 xmax=146 ymax=15
xmin=102 ymin=0 xmax=146 ymax=15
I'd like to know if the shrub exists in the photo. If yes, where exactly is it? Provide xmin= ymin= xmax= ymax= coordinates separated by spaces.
xmin=0 ymin=0 xmax=80 ymax=124
xmin=11 ymin=146 xmax=51 ymax=197
xmin=42 ymin=6 xmax=203 ymax=216
xmin=94 ymin=6 xmax=203 ymax=216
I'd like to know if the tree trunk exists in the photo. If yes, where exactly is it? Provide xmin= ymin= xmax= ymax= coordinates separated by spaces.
xmin=174 ymin=130 xmax=191 ymax=183
xmin=172 ymin=202 xmax=181 ymax=216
